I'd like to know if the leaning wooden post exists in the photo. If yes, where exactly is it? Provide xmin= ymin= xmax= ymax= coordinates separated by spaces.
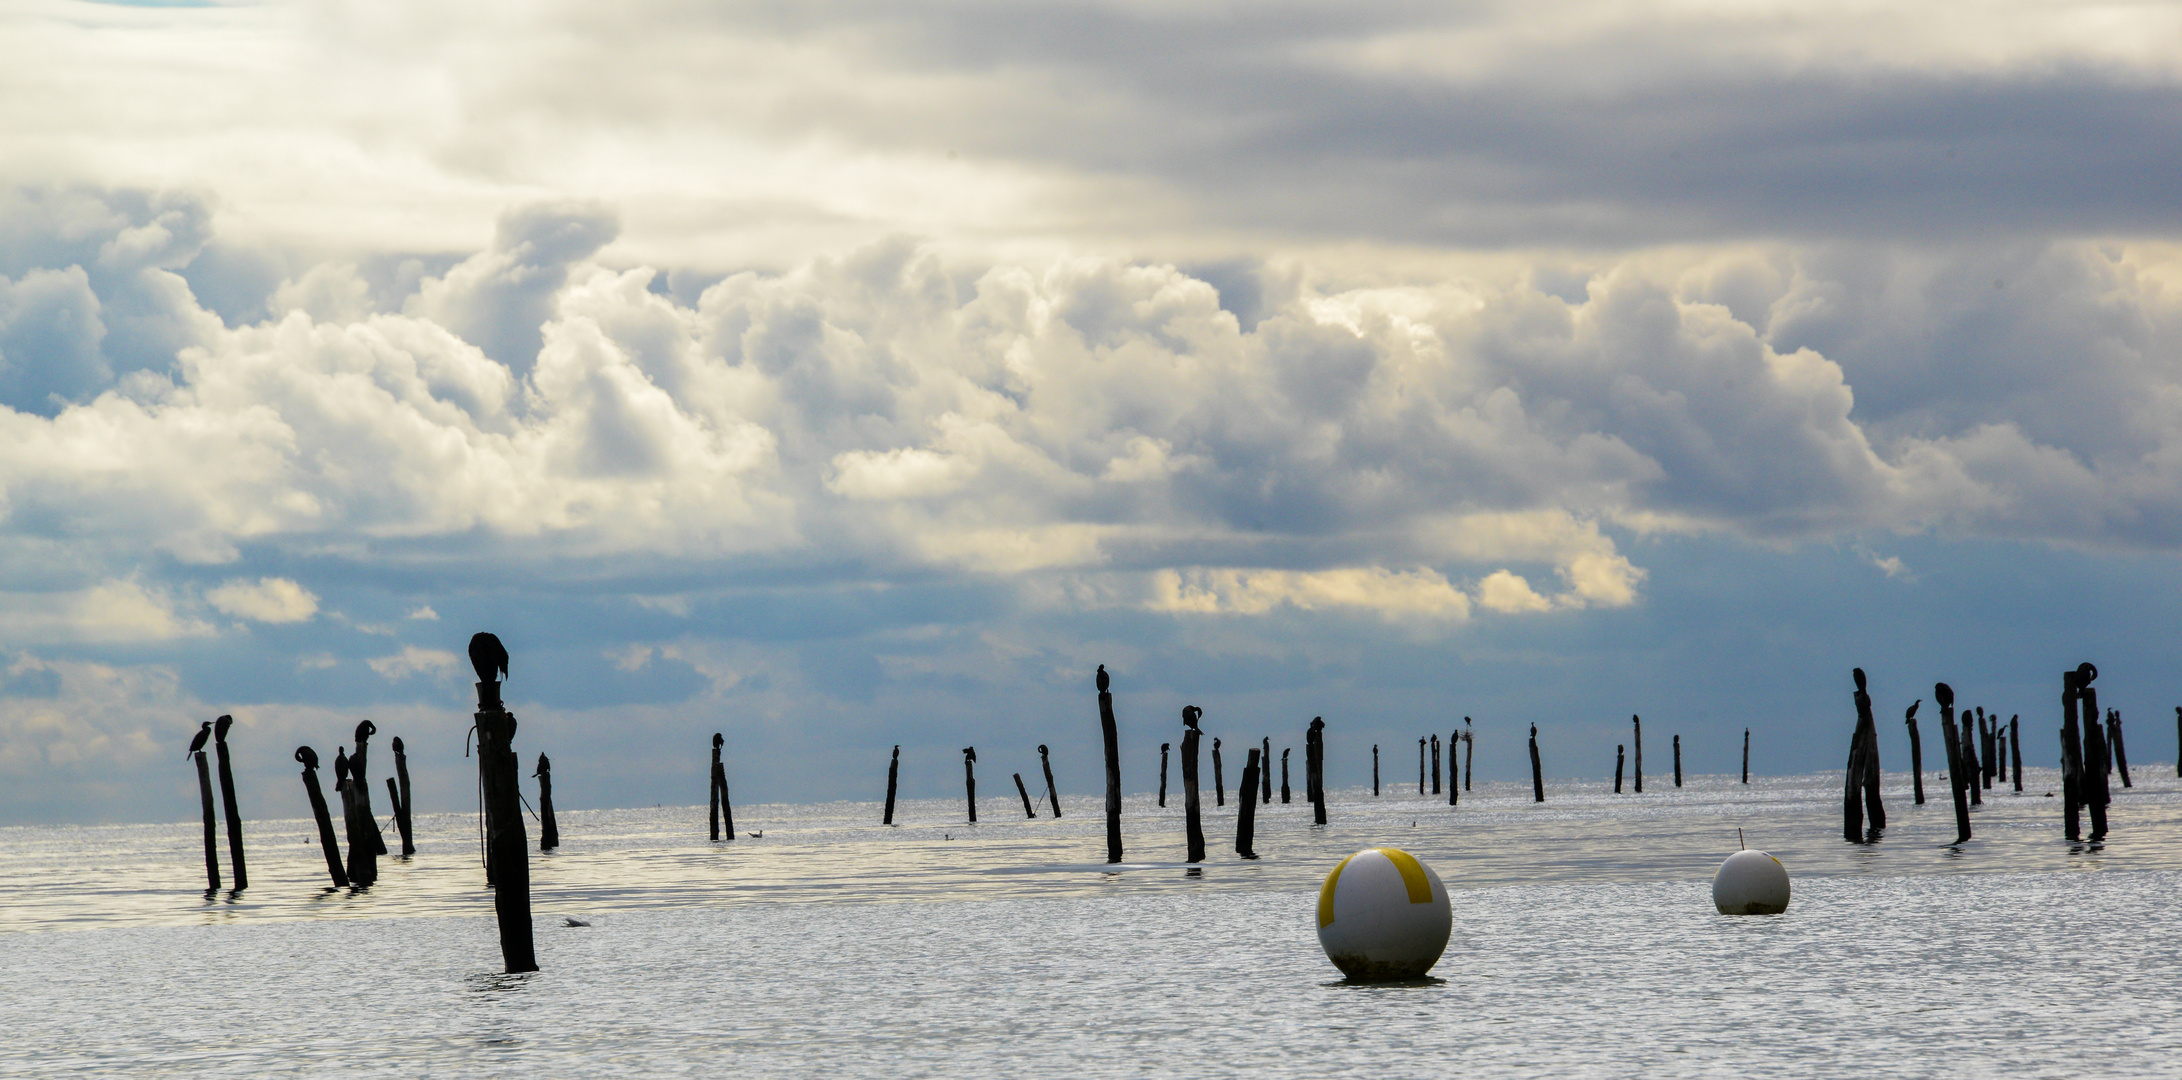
xmin=1904 ymin=700 xmax=1925 ymax=804
xmin=2110 ymin=710 xmax=2132 ymax=789
xmin=1632 ymin=715 xmax=1643 ymax=793
xmin=351 ymin=721 xmax=389 ymax=858
xmin=1308 ymin=717 xmax=1327 ymax=825
xmin=1672 ymin=734 xmax=1682 ymax=789
xmin=535 ymin=753 xmax=558 ymax=851
xmin=1936 ymin=681 xmax=1971 ymax=845
xmin=1742 ymin=728 xmax=1750 ymax=785
xmin=1235 ymin=748 xmax=1261 ymax=859
xmin=296 ymin=746 xmax=348 ymax=888
xmin=1430 ymin=734 xmax=1442 ymax=795
xmin=1527 ymin=723 xmax=1544 ymax=802
xmin=1212 ymin=737 xmax=1226 ymax=807
xmin=1853 ymin=668 xmax=1885 ymax=831
xmin=883 ymin=745 xmax=900 ymax=825
xmin=391 ymin=735 xmax=416 ymax=857
xmin=335 ymin=748 xmax=369 ymax=886
xmin=1260 ymin=737 xmax=1272 ymax=803
xmin=212 ymin=714 xmax=247 ymax=890
xmin=1181 ymin=706 xmax=1205 ymax=863
xmin=1614 ymin=744 xmax=1624 ymax=793
xmin=1372 ymin=743 xmax=1380 ymax=796
xmin=1280 ymin=748 xmax=1292 ymax=803
xmin=191 ymin=736 xmax=221 ymax=891
xmin=1038 ymin=744 xmax=1062 ymax=817
xmin=1097 ymin=665 xmax=1122 ymax=863
xmin=1158 ymin=743 xmax=1170 ymax=807
xmin=469 ymin=634 xmax=538 ymax=974
xmin=1463 ymin=718 xmax=1474 ymax=791
xmin=2010 ymin=715 xmax=2022 ymax=792
xmin=962 ymin=746 xmax=979 ymax=824
xmin=1013 ymin=772 xmax=1037 ymax=818
xmin=710 ymin=734 xmax=725 ymax=841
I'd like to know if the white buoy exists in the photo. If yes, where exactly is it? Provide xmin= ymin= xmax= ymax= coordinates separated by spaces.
xmin=1712 ymin=849 xmax=1791 ymax=914
xmin=1316 ymin=847 xmax=1451 ymax=980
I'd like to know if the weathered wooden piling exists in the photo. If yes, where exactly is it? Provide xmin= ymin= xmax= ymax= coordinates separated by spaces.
xmin=334 ymin=747 xmax=370 ymax=886
xmin=535 ymin=753 xmax=558 ymax=851
xmin=1013 ymin=772 xmax=1036 ymax=818
xmin=1980 ymin=708 xmax=1997 ymax=790
xmin=1632 ymin=715 xmax=1643 ymax=793
xmin=469 ymin=637 xmax=537 ymax=974
xmin=883 ymin=744 xmax=900 ymax=825
xmin=1181 ymin=707 xmax=1205 ymax=863
xmin=1463 ymin=719 xmax=1474 ymax=791
xmin=1260 ymin=737 xmax=1272 ymax=803
xmin=1936 ymin=682 xmax=1971 ymax=845
xmin=351 ymin=721 xmax=389 ymax=857
xmin=1742 ymin=728 xmax=1750 ymax=785
xmin=191 ymin=737 xmax=220 ymax=891
xmin=2082 ymin=671 xmax=2109 ymax=841
xmin=1097 ymin=665 xmax=1122 ymax=862
xmin=391 ymin=735 xmax=415 ymax=857
xmin=1904 ymin=700 xmax=1925 ymax=805
xmin=1417 ymin=737 xmax=1426 ymax=795
xmin=962 ymin=746 xmax=979 ymax=824
xmin=2110 ymin=709 xmax=2131 ymax=788
xmin=1448 ymin=731 xmax=1459 ymax=806
xmin=1372 ymin=743 xmax=1380 ymax=796
xmin=1614 ymin=744 xmax=1624 ymax=793
xmin=1235 ymin=748 xmax=1261 ymax=859
xmin=212 ymin=715 xmax=247 ymax=890
xmin=1280 ymin=748 xmax=1292 ymax=803
xmin=1848 ymin=668 xmax=1884 ymax=837
xmin=296 ymin=746 xmax=348 ymax=888
xmin=1212 ymin=737 xmax=1225 ymax=807
xmin=2010 ymin=715 xmax=2022 ymax=792
xmin=710 ymin=733 xmax=726 ymax=841
xmin=1527 ymin=723 xmax=1543 ymax=803
xmin=1672 ymin=733 xmax=1682 ymax=788
xmin=1038 ymin=744 xmax=1062 ymax=817
xmin=1307 ymin=717 xmax=1327 ymax=825
xmin=1430 ymin=734 xmax=1442 ymax=795
xmin=1158 ymin=742 xmax=1170 ymax=807
xmin=1995 ymin=725 xmax=2008 ymax=793
xmin=2061 ymin=669 xmax=2085 ymax=840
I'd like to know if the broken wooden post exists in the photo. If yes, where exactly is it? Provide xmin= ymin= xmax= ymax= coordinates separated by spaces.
xmin=1528 ymin=723 xmax=1544 ymax=802
xmin=2011 ymin=715 xmax=2022 ymax=792
xmin=212 ymin=715 xmax=247 ymax=890
xmin=1213 ymin=737 xmax=1226 ymax=807
xmin=190 ymin=726 xmax=220 ymax=891
xmin=1672 ymin=733 xmax=1682 ymax=788
xmin=351 ymin=720 xmax=389 ymax=858
xmin=391 ymin=735 xmax=415 ymax=857
xmin=1281 ymin=748 xmax=1292 ymax=803
xmin=2061 ymin=669 xmax=2085 ymax=841
xmin=1842 ymin=719 xmax=1866 ymax=844
xmin=1937 ymin=681 xmax=1971 ymax=845
xmin=1981 ymin=708 xmax=1997 ymax=790
xmin=469 ymin=632 xmax=537 ymax=973
xmin=295 ymin=746 xmax=348 ymax=888
xmin=1158 ymin=742 xmax=1170 ymax=806
xmin=1904 ymin=700 xmax=1925 ymax=805
xmin=1849 ymin=668 xmax=1884 ymax=837
xmin=710 ymin=734 xmax=725 ymax=841
xmin=1464 ymin=718 xmax=1474 ymax=791
xmin=2082 ymin=666 xmax=2108 ymax=841
xmin=1372 ymin=743 xmax=1380 ymax=796
xmin=1181 ymin=706 xmax=1205 ymax=863
xmin=535 ymin=753 xmax=558 ymax=851
xmin=1260 ymin=737 xmax=1272 ymax=803
xmin=1097 ymin=666 xmax=1122 ymax=862
xmin=1614 ymin=745 xmax=1624 ymax=792
xmin=1308 ymin=717 xmax=1327 ymax=825
xmin=1038 ymin=743 xmax=1062 ymax=817
xmin=2110 ymin=709 xmax=2132 ymax=789
xmin=1417 ymin=737 xmax=1426 ymax=794
xmin=1448 ymin=731 xmax=1459 ymax=806
xmin=883 ymin=744 xmax=900 ymax=825
xmin=1632 ymin=715 xmax=1643 ymax=793
xmin=962 ymin=746 xmax=979 ymax=824
xmin=335 ymin=748 xmax=370 ymax=886
xmin=1995 ymin=725 xmax=2007 ymax=794
xmin=1235 ymin=747 xmax=1261 ymax=859
xmin=1431 ymin=734 xmax=1442 ymax=795
xmin=1013 ymin=772 xmax=1037 ymax=818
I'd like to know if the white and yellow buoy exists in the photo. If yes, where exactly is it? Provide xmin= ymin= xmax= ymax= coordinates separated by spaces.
xmin=1712 ymin=849 xmax=1791 ymax=915
xmin=1316 ymin=847 xmax=1452 ymax=980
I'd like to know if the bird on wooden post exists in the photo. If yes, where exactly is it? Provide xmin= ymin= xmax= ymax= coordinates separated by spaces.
xmin=186 ymin=721 xmax=211 ymax=758
xmin=962 ymin=746 xmax=979 ymax=823
xmin=470 ymin=632 xmax=510 ymax=684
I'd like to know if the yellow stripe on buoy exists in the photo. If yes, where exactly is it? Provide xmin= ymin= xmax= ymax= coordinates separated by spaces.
xmin=1317 ymin=852 xmax=1358 ymax=927
xmin=1380 ymin=847 xmax=1433 ymax=905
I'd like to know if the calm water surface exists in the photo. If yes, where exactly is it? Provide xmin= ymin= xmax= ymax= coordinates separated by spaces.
xmin=2 ymin=769 xmax=2177 ymax=1076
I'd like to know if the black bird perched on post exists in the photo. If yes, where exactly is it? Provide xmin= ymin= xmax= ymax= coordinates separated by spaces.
xmin=186 ymin=721 xmax=211 ymax=758
xmin=470 ymin=632 xmax=510 ymax=683
xmin=295 ymin=745 xmax=319 ymax=769
xmin=355 ymin=719 xmax=376 ymax=744
xmin=215 ymin=714 xmax=233 ymax=742
xmin=963 ymin=746 xmax=977 ymax=763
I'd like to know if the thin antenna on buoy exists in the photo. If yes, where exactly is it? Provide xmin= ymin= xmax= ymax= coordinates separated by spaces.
xmin=1738 ymin=827 xmax=1746 ymax=850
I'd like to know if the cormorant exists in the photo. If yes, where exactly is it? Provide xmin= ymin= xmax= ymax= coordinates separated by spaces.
xmin=333 ymin=747 xmax=351 ymax=782
xmin=1182 ymin=705 xmax=1201 ymax=730
xmin=962 ymin=746 xmax=977 ymax=763
xmin=354 ymin=719 xmax=376 ymax=745
xmin=214 ymin=714 xmax=233 ymax=743
xmin=469 ymin=632 xmax=510 ymax=683
xmin=294 ymin=745 xmax=319 ymax=769
xmin=185 ymin=721 xmax=211 ymax=758
xmin=1095 ymin=664 xmax=1107 ymax=692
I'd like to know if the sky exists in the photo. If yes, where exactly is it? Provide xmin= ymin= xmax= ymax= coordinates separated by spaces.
xmin=2 ymin=0 xmax=2181 ymax=825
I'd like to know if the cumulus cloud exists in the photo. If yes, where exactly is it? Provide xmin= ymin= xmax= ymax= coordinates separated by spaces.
xmin=367 ymin=646 xmax=460 ymax=680
xmin=0 ymin=580 xmax=212 ymax=644
xmin=205 ymin=577 xmax=319 ymax=624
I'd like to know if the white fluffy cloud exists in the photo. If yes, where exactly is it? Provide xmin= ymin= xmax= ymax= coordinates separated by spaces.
xmin=205 ymin=577 xmax=319 ymax=624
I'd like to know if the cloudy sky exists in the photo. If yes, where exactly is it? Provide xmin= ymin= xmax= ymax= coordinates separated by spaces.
xmin=3 ymin=0 xmax=2180 ymax=825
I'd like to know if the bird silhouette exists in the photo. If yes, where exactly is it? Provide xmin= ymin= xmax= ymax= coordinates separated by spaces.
xmin=1096 ymin=664 xmax=1108 ymax=693
xmin=294 ymin=745 xmax=319 ymax=769
xmin=1182 ymin=705 xmax=1202 ymax=730
xmin=390 ymin=736 xmax=404 ymax=755
xmin=712 ymin=732 xmax=724 ymax=751
xmin=354 ymin=719 xmax=376 ymax=746
xmin=962 ymin=746 xmax=977 ymax=763
xmin=1905 ymin=700 xmax=1921 ymax=720
xmin=533 ymin=753 xmax=551 ymax=778
xmin=333 ymin=747 xmax=350 ymax=782
xmin=185 ymin=721 xmax=211 ymax=758
xmin=469 ymin=632 xmax=509 ymax=683
xmin=214 ymin=714 xmax=233 ymax=744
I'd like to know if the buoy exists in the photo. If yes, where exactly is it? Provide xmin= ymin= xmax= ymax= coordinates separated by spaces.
xmin=1712 ymin=849 xmax=1791 ymax=915
xmin=1316 ymin=847 xmax=1451 ymax=980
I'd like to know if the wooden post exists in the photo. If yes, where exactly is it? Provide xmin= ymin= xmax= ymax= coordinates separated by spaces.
xmin=334 ymin=748 xmax=368 ymax=886
xmin=1372 ymin=743 xmax=1379 ymax=797
xmin=2061 ymin=669 xmax=2085 ymax=841
xmin=1614 ymin=744 xmax=1624 ymax=793
xmin=535 ymin=753 xmax=558 ymax=851
xmin=1904 ymin=700 xmax=1925 ymax=804
xmin=391 ymin=735 xmax=415 ymax=857
xmin=1463 ymin=718 xmax=1474 ymax=791
xmin=1235 ymin=748 xmax=1261 ymax=859
xmin=1995 ymin=725 xmax=2008 ymax=793
xmin=472 ymin=671 xmax=538 ymax=974
xmin=1850 ymin=668 xmax=1884 ymax=834
xmin=1742 ymin=728 xmax=1749 ymax=785
xmin=1527 ymin=723 xmax=1543 ymax=803
xmin=351 ymin=721 xmax=389 ymax=857
xmin=710 ymin=734 xmax=724 ymax=841
xmin=2011 ymin=715 xmax=2022 ymax=792
xmin=1430 ymin=734 xmax=1441 ymax=795
xmin=962 ymin=746 xmax=978 ymax=824
xmin=883 ymin=745 xmax=899 ymax=825
xmin=1013 ymin=772 xmax=1037 ymax=818
xmin=1158 ymin=742 xmax=1170 ymax=807
xmin=2082 ymin=670 xmax=2108 ymax=841
xmin=1448 ymin=731 xmax=1459 ymax=806
xmin=718 ymin=735 xmax=736 ymax=839
xmin=1097 ymin=665 xmax=1122 ymax=863
xmin=1842 ymin=722 xmax=1865 ymax=843
xmin=1038 ymin=744 xmax=1062 ymax=817
xmin=1417 ymin=737 xmax=1426 ymax=794
xmin=296 ymin=746 xmax=349 ymax=888
xmin=2110 ymin=710 xmax=2132 ymax=788
xmin=1672 ymin=734 xmax=1682 ymax=789
xmin=1966 ymin=711 xmax=1983 ymax=805
xmin=193 ymin=746 xmax=221 ymax=891
xmin=1981 ymin=708 xmax=1997 ymax=790
xmin=1280 ymin=748 xmax=1291 ymax=803
xmin=1632 ymin=715 xmax=1643 ymax=793
xmin=212 ymin=715 xmax=247 ymax=890
xmin=1213 ymin=737 xmax=1225 ymax=807
xmin=1181 ymin=707 xmax=1204 ymax=863
xmin=1308 ymin=717 xmax=1327 ymax=825
xmin=1260 ymin=737 xmax=1272 ymax=803
xmin=1937 ymin=682 xmax=1971 ymax=845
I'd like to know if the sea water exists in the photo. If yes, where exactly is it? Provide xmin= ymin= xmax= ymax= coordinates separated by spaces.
xmin=2 ymin=768 xmax=2178 ymax=1076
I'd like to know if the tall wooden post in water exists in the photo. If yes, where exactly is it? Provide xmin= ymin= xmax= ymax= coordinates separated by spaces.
xmin=1904 ymin=700 xmax=1925 ymax=805
xmin=1463 ymin=718 xmax=1474 ymax=791
xmin=1260 ymin=737 xmax=1272 ymax=803
xmin=2110 ymin=710 xmax=2132 ymax=788
xmin=1097 ymin=665 xmax=1122 ymax=863
xmin=883 ymin=745 xmax=900 ymax=825
xmin=1181 ymin=706 xmax=1205 ymax=863
xmin=212 ymin=715 xmax=247 ymax=890
xmin=2011 ymin=715 xmax=2022 ymax=792
xmin=1038 ymin=744 xmax=1062 ymax=817
xmin=1449 ymin=731 xmax=1460 ymax=806
xmin=1528 ymin=723 xmax=1544 ymax=803
xmin=296 ymin=746 xmax=348 ymax=888
xmin=1372 ymin=744 xmax=1380 ymax=796
xmin=1936 ymin=681 xmax=1971 ymax=845
xmin=1430 ymin=734 xmax=1442 ymax=795
xmin=1417 ymin=737 xmax=1426 ymax=794
xmin=1212 ymin=738 xmax=1225 ymax=807
xmin=1158 ymin=742 xmax=1170 ymax=807
xmin=1235 ymin=748 xmax=1261 ymax=859
xmin=535 ymin=753 xmax=558 ymax=851
xmin=1742 ymin=728 xmax=1750 ymax=785
xmin=469 ymin=632 xmax=537 ymax=973
xmin=1307 ymin=717 xmax=1327 ymax=825
xmin=2082 ymin=667 xmax=2109 ymax=841
xmin=962 ymin=746 xmax=979 ymax=824
xmin=1672 ymin=734 xmax=1682 ymax=788
xmin=710 ymin=734 xmax=726 ymax=841
xmin=1013 ymin=772 xmax=1036 ymax=818
xmin=1614 ymin=744 xmax=1625 ymax=793
xmin=1280 ymin=748 xmax=1291 ymax=803
xmin=1632 ymin=715 xmax=1643 ymax=793
xmin=189 ymin=722 xmax=220 ymax=891
xmin=351 ymin=721 xmax=388 ymax=859
xmin=391 ymin=735 xmax=416 ymax=856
